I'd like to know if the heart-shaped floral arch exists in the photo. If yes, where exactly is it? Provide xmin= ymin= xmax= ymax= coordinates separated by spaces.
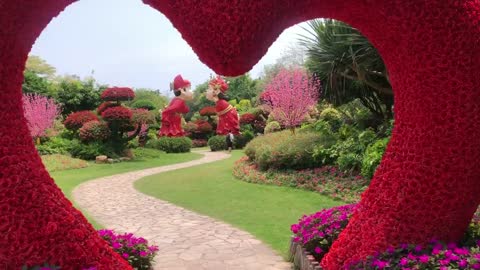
xmin=1 ymin=1 xmax=479 ymax=269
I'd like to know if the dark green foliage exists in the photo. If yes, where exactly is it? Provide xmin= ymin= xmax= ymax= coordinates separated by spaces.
xmin=233 ymin=130 xmax=255 ymax=149
xmin=69 ymin=140 xmax=118 ymax=160
xmin=361 ymin=137 xmax=389 ymax=179
xmin=131 ymin=99 xmax=156 ymax=110
xmin=208 ymin=135 xmax=227 ymax=152
xmin=146 ymin=137 xmax=192 ymax=153
xmin=36 ymin=137 xmax=74 ymax=155
xmin=56 ymin=77 xmax=103 ymax=115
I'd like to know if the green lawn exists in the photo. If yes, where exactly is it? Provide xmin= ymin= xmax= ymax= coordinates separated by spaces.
xmin=49 ymin=152 xmax=202 ymax=228
xmin=135 ymin=151 xmax=343 ymax=257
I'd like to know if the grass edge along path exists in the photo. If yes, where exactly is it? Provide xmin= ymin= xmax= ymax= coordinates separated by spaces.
xmin=50 ymin=151 xmax=203 ymax=228
xmin=135 ymin=151 xmax=343 ymax=258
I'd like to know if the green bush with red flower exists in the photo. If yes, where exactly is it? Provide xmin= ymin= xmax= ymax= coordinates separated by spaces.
xmin=233 ymin=156 xmax=367 ymax=203
xmin=291 ymin=205 xmax=480 ymax=270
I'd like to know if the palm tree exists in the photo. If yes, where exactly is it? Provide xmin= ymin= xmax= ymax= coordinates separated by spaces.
xmin=300 ymin=19 xmax=393 ymax=121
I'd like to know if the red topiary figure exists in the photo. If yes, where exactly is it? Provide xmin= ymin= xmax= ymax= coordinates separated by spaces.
xmin=64 ymin=110 xmax=98 ymax=131
xmin=101 ymin=87 xmax=135 ymax=103
xmin=2 ymin=1 xmax=480 ymax=269
xmin=159 ymin=74 xmax=193 ymax=137
xmin=206 ymin=76 xmax=240 ymax=135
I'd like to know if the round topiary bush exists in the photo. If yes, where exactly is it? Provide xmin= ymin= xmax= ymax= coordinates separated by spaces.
xmin=79 ymin=121 xmax=110 ymax=142
xmin=245 ymin=130 xmax=323 ymax=170
xmin=64 ymin=111 xmax=99 ymax=131
xmin=97 ymin=102 xmax=119 ymax=115
xmin=208 ymin=135 xmax=227 ymax=151
xmin=131 ymin=108 xmax=155 ymax=125
xmin=131 ymin=99 xmax=156 ymax=111
xmin=101 ymin=87 xmax=135 ymax=102
xmin=264 ymin=121 xmax=281 ymax=134
xmin=146 ymin=137 xmax=192 ymax=153
xmin=101 ymin=106 xmax=132 ymax=122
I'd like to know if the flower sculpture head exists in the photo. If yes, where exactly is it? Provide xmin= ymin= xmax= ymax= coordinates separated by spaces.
xmin=206 ymin=76 xmax=228 ymax=102
xmin=171 ymin=74 xmax=193 ymax=101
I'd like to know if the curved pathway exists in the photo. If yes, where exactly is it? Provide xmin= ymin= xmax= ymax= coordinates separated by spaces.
xmin=73 ymin=151 xmax=291 ymax=270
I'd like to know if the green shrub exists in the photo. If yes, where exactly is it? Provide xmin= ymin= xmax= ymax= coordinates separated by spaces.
xmin=264 ymin=121 xmax=281 ymax=134
xmin=132 ymin=148 xmax=164 ymax=159
xmin=319 ymin=107 xmax=342 ymax=131
xmin=208 ymin=135 xmax=227 ymax=151
xmin=361 ymin=137 xmax=389 ymax=179
xmin=245 ymin=130 xmax=323 ymax=170
xmin=146 ymin=137 xmax=191 ymax=153
xmin=69 ymin=140 xmax=118 ymax=160
xmin=233 ymin=130 xmax=254 ymax=149
xmin=336 ymin=153 xmax=363 ymax=173
xmin=131 ymin=99 xmax=156 ymax=110
xmin=36 ymin=137 xmax=74 ymax=155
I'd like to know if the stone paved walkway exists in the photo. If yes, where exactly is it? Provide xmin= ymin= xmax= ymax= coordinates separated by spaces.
xmin=73 ymin=151 xmax=292 ymax=270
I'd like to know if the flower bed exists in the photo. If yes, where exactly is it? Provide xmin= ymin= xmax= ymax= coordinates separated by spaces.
xmin=290 ymin=205 xmax=480 ymax=270
xmin=233 ymin=157 xmax=368 ymax=203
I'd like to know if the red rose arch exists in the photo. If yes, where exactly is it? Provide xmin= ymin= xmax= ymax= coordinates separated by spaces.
xmin=1 ymin=0 xmax=479 ymax=269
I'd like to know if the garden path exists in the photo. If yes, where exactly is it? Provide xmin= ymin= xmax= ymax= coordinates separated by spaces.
xmin=73 ymin=150 xmax=291 ymax=270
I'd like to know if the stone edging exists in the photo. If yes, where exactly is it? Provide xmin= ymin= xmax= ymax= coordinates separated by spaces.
xmin=289 ymin=237 xmax=322 ymax=270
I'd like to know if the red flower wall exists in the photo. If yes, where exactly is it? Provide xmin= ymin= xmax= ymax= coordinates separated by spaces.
xmin=1 ymin=0 xmax=479 ymax=269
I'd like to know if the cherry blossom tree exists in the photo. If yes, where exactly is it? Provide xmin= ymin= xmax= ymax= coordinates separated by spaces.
xmin=22 ymin=93 xmax=61 ymax=143
xmin=262 ymin=68 xmax=320 ymax=133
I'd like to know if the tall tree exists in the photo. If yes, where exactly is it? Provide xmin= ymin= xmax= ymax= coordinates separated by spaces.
xmin=300 ymin=19 xmax=393 ymax=120
xmin=25 ymin=55 xmax=56 ymax=79
xmin=225 ymin=73 xmax=260 ymax=102
xmin=22 ymin=93 xmax=61 ymax=143
xmin=261 ymin=68 xmax=320 ymax=133
xmin=55 ymin=75 xmax=104 ymax=115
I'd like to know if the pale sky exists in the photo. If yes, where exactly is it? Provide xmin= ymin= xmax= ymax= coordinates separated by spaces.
xmin=30 ymin=0 xmax=308 ymax=96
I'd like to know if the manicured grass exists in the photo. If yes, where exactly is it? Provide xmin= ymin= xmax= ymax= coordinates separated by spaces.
xmin=49 ymin=152 xmax=202 ymax=228
xmin=135 ymin=151 xmax=343 ymax=258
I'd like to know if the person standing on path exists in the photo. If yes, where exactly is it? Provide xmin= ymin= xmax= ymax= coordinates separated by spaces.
xmin=226 ymin=130 xmax=234 ymax=153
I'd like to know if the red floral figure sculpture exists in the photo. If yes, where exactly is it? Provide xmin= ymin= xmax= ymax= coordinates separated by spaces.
xmin=1 ymin=1 xmax=480 ymax=269
xmin=206 ymin=76 xmax=240 ymax=135
xmin=158 ymin=75 xmax=193 ymax=137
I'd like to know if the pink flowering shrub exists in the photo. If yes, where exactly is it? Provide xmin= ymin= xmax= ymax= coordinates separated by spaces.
xmin=192 ymin=139 xmax=208 ymax=147
xmin=233 ymin=157 xmax=367 ymax=203
xmin=291 ymin=204 xmax=357 ymax=262
xmin=98 ymin=229 xmax=159 ymax=269
xmin=22 ymin=94 xmax=61 ymax=139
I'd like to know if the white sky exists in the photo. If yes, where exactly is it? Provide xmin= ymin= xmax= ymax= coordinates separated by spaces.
xmin=30 ymin=0 xmax=308 ymax=96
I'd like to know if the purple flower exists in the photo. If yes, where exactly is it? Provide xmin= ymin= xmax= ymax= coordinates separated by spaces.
xmin=139 ymin=251 xmax=148 ymax=257
xmin=122 ymin=253 xmax=129 ymax=259
xmin=314 ymin=247 xmax=323 ymax=254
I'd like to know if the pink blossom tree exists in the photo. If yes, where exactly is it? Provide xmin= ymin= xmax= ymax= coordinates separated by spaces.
xmin=262 ymin=68 xmax=320 ymax=133
xmin=22 ymin=93 xmax=61 ymax=143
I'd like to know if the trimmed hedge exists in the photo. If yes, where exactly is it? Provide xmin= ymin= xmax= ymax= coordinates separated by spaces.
xmin=146 ymin=137 xmax=192 ymax=153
